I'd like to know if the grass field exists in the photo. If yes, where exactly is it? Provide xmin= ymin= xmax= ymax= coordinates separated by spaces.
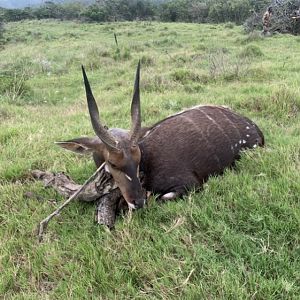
xmin=0 ymin=20 xmax=299 ymax=299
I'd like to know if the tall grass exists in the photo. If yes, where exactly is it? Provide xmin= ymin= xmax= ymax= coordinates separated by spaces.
xmin=0 ymin=20 xmax=299 ymax=299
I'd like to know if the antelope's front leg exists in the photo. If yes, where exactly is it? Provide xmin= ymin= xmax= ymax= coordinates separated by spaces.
xmin=161 ymin=192 xmax=179 ymax=200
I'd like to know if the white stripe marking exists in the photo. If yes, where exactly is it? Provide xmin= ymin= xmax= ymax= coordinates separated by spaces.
xmin=125 ymin=174 xmax=132 ymax=181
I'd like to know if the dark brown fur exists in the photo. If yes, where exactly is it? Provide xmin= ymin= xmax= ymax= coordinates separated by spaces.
xmin=138 ymin=105 xmax=264 ymax=196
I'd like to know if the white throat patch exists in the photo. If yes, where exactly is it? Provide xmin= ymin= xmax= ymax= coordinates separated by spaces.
xmin=104 ymin=164 xmax=111 ymax=173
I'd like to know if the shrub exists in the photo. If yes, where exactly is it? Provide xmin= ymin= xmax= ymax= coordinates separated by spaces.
xmin=237 ymin=86 xmax=300 ymax=120
xmin=0 ymin=107 xmax=11 ymax=120
xmin=153 ymin=38 xmax=177 ymax=47
xmin=208 ymin=50 xmax=250 ymax=82
xmin=140 ymin=55 xmax=155 ymax=66
xmin=224 ymin=22 xmax=235 ymax=28
xmin=239 ymin=45 xmax=264 ymax=58
xmin=141 ymin=74 xmax=175 ymax=92
xmin=83 ymin=46 xmax=114 ymax=70
xmin=240 ymin=31 xmax=264 ymax=44
xmin=170 ymin=69 xmax=200 ymax=84
xmin=0 ymin=72 xmax=32 ymax=102
xmin=112 ymin=47 xmax=131 ymax=61
xmin=184 ymin=83 xmax=205 ymax=93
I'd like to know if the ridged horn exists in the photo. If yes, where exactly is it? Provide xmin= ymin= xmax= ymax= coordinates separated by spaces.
xmin=81 ymin=66 xmax=119 ymax=151
xmin=130 ymin=61 xmax=141 ymax=145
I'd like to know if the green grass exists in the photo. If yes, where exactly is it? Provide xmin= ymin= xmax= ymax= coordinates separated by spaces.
xmin=0 ymin=20 xmax=299 ymax=299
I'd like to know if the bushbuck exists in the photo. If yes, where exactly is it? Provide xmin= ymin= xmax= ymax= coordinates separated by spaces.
xmin=57 ymin=62 xmax=264 ymax=209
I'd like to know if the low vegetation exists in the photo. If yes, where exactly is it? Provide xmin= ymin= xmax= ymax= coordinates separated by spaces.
xmin=0 ymin=20 xmax=299 ymax=299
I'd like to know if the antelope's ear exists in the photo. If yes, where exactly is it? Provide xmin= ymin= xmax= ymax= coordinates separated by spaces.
xmin=55 ymin=137 xmax=102 ymax=155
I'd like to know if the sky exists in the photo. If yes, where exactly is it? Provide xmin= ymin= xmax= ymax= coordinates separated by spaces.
xmin=0 ymin=0 xmax=47 ymax=8
xmin=0 ymin=0 xmax=165 ymax=9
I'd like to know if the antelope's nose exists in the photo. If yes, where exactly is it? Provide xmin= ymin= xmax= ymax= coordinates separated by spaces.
xmin=130 ymin=198 xmax=146 ymax=209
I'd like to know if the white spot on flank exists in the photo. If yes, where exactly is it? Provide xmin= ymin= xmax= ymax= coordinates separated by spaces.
xmin=235 ymin=143 xmax=238 ymax=147
xmin=242 ymin=140 xmax=246 ymax=144
xmin=239 ymin=140 xmax=242 ymax=144
xmin=230 ymin=145 xmax=234 ymax=150
xmin=253 ymin=144 xmax=257 ymax=148
xmin=246 ymin=126 xmax=250 ymax=130
xmin=246 ymin=134 xmax=250 ymax=137
xmin=128 ymin=203 xmax=136 ymax=209
xmin=125 ymin=174 xmax=132 ymax=181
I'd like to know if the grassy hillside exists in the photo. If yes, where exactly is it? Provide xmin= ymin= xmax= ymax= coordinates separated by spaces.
xmin=0 ymin=20 xmax=299 ymax=299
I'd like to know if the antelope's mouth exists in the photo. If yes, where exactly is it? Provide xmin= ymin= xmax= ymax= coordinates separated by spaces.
xmin=126 ymin=198 xmax=146 ymax=209
xmin=127 ymin=202 xmax=137 ymax=210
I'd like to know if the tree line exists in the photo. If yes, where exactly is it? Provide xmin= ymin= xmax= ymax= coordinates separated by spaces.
xmin=0 ymin=0 xmax=271 ymax=24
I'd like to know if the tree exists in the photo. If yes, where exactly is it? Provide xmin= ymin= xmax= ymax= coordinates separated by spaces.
xmin=244 ymin=0 xmax=300 ymax=34
xmin=159 ymin=0 xmax=190 ymax=22
xmin=34 ymin=1 xmax=62 ymax=19
xmin=0 ymin=20 xmax=4 ymax=46
xmin=187 ymin=2 xmax=209 ymax=23
xmin=208 ymin=0 xmax=251 ymax=24
xmin=2 ymin=8 xmax=32 ymax=21
xmin=82 ymin=4 xmax=108 ymax=22
xmin=60 ymin=3 xmax=85 ymax=20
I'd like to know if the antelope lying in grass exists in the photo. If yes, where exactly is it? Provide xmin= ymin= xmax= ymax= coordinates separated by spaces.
xmin=57 ymin=62 xmax=264 ymax=209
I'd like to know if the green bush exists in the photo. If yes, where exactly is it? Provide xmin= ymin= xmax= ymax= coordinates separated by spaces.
xmin=237 ymin=86 xmax=300 ymax=121
xmin=140 ymin=55 xmax=155 ymax=66
xmin=240 ymin=31 xmax=263 ymax=44
xmin=0 ymin=72 xmax=33 ymax=102
xmin=112 ymin=47 xmax=131 ymax=61
xmin=207 ymin=50 xmax=250 ymax=82
xmin=224 ymin=22 xmax=235 ymax=28
xmin=239 ymin=45 xmax=264 ymax=58
xmin=0 ymin=107 xmax=10 ymax=120
xmin=170 ymin=69 xmax=200 ymax=84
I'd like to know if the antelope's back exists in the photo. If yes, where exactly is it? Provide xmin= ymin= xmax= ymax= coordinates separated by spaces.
xmin=139 ymin=105 xmax=264 ymax=195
